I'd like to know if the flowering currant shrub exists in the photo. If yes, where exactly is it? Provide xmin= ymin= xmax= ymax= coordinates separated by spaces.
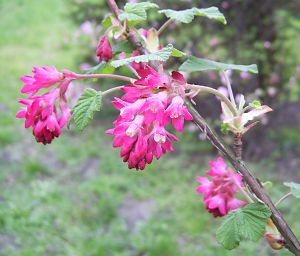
xmin=16 ymin=1 xmax=300 ymax=254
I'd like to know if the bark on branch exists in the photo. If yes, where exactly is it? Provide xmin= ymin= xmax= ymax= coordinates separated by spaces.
xmin=106 ymin=0 xmax=300 ymax=254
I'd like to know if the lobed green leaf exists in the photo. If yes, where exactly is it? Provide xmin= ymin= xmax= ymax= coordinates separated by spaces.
xmin=216 ymin=203 xmax=271 ymax=250
xmin=111 ymin=44 xmax=174 ymax=68
xmin=119 ymin=1 xmax=159 ymax=22
xmin=71 ymin=88 xmax=102 ymax=131
xmin=179 ymin=56 xmax=258 ymax=74
xmin=159 ymin=7 xmax=226 ymax=24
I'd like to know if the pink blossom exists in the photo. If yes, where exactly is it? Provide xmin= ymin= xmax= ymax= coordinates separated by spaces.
xmin=96 ymin=35 xmax=113 ymax=62
xmin=20 ymin=66 xmax=63 ymax=94
xmin=217 ymin=86 xmax=229 ymax=98
xmin=209 ymin=38 xmax=220 ymax=47
xmin=267 ymin=87 xmax=277 ymax=97
xmin=134 ymin=65 xmax=170 ymax=89
xmin=106 ymin=94 xmax=177 ymax=170
xmin=17 ymin=66 xmax=72 ymax=144
xmin=107 ymin=66 xmax=192 ymax=170
xmin=164 ymin=96 xmax=193 ymax=132
xmin=240 ymin=71 xmax=251 ymax=80
xmin=106 ymin=111 xmax=176 ymax=170
xmin=140 ymin=92 xmax=168 ymax=125
xmin=121 ymin=65 xmax=170 ymax=103
xmin=80 ymin=21 xmax=94 ymax=35
xmin=196 ymin=157 xmax=247 ymax=217
xmin=221 ymin=1 xmax=229 ymax=9
xmin=16 ymin=89 xmax=71 ymax=144
xmin=264 ymin=41 xmax=271 ymax=49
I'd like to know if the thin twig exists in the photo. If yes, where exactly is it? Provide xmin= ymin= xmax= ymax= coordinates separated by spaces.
xmin=186 ymin=83 xmax=238 ymax=115
xmin=102 ymin=86 xmax=124 ymax=96
xmin=275 ymin=192 xmax=293 ymax=207
xmin=158 ymin=18 xmax=174 ymax=35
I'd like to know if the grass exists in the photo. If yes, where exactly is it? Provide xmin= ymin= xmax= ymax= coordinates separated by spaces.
xmin=0 ymin=0 xmax=299 ymax=255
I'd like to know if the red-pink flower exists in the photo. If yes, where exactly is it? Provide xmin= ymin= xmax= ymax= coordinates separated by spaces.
xmin=164 ymin=96 xmax=193 ymax=132
xmin=107 ymin=95 xmax=177 ymax=170
xmin=17 ymin=66 xmax=73 ymax=144
xmin=96 ymin=35 xmax=113 ymax=62
xmin=16 ymin=89 xmax=71 ymax=144
xmin=196 ymin=157 xmax=247 ymax=217
xmin=107 ymin=65 xmax=192 ymax=170
xmin=134 ymin=65 xmax=170 ymax=89
xmin=20 ymin=66 xmax=63 ymax=94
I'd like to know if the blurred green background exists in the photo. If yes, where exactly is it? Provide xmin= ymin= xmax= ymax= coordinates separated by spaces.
xmin=0 ymin=0 xmax=300 ymax=255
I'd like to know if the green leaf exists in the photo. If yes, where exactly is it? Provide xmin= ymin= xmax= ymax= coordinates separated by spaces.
xmin=284 ymin=182 xmax=300 ymax=198
xmin=85 ymin=62 xmax=115 ymax=75
xmin=221 ymin=123 xmax=230 ymax=135
xmin=179 ymin=56 xmax=258 ymax=74
xmin=193 ymin=7 xmax=227 ymax=24
xmin=71 ymin=88 xmax=102 ymax=131
xmin=159 ymin=7 xmax=226 ymax=24
xmin=111 ymin=44 xmax=173 ymax=68
xmin=112 ymin=41 xmax=133 ymax=54
xmin=216 ymin=203 xmax=271 ymax=250
xmin=249 ymin=100 xmax=262 ymax=109
xmin=101 ymin=15 xmax=113 ymax=29
xmin=171 ymin=48 xmax=186 ymax=57
xmin=119 ymin=2 xmax=159 ymax=22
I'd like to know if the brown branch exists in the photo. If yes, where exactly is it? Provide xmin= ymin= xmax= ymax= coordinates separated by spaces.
xmin=107 ymin=0 xmax=146 ymax=55
xmin=105 ymin=0 xmax=300 ymax=254
xmin=233 ymin=133 xmax=242 ymax=160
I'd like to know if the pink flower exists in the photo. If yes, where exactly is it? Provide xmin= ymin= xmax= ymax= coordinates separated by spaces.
xmin=20 ymin=66 xmax=63 ymax=94
xmin=196 ymin=157 xmax=247 ymax=217
xmin=107 ymin=66 xmax=192 ymax=170
xmin=96 ymin=35 xmax=113 ymax=62
xmin=16 ymin=89 xmax=71 ymax=144
xmin=140 ymin=92 xmax=168 ymax=125
xmin=106 ymin=97 xmax=177 ymax=170
xmin=134 ymin=65 xmax=170 ymax=89
xmin=164 ymin=96 xmax=193 ymax=132
xmin=17 ymin=65 xmax=73 ymax=144
xmin=209 ymin=38 xmax=220 ymax=47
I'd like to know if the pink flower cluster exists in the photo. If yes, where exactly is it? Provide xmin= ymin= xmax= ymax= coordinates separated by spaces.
xmin=196 ymin=157 xmax=247 ymax=217
xmin=17 ymin=66 xmax=72 ymax=144
xmin=107 ymin=65 xmax=193 ymax=170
